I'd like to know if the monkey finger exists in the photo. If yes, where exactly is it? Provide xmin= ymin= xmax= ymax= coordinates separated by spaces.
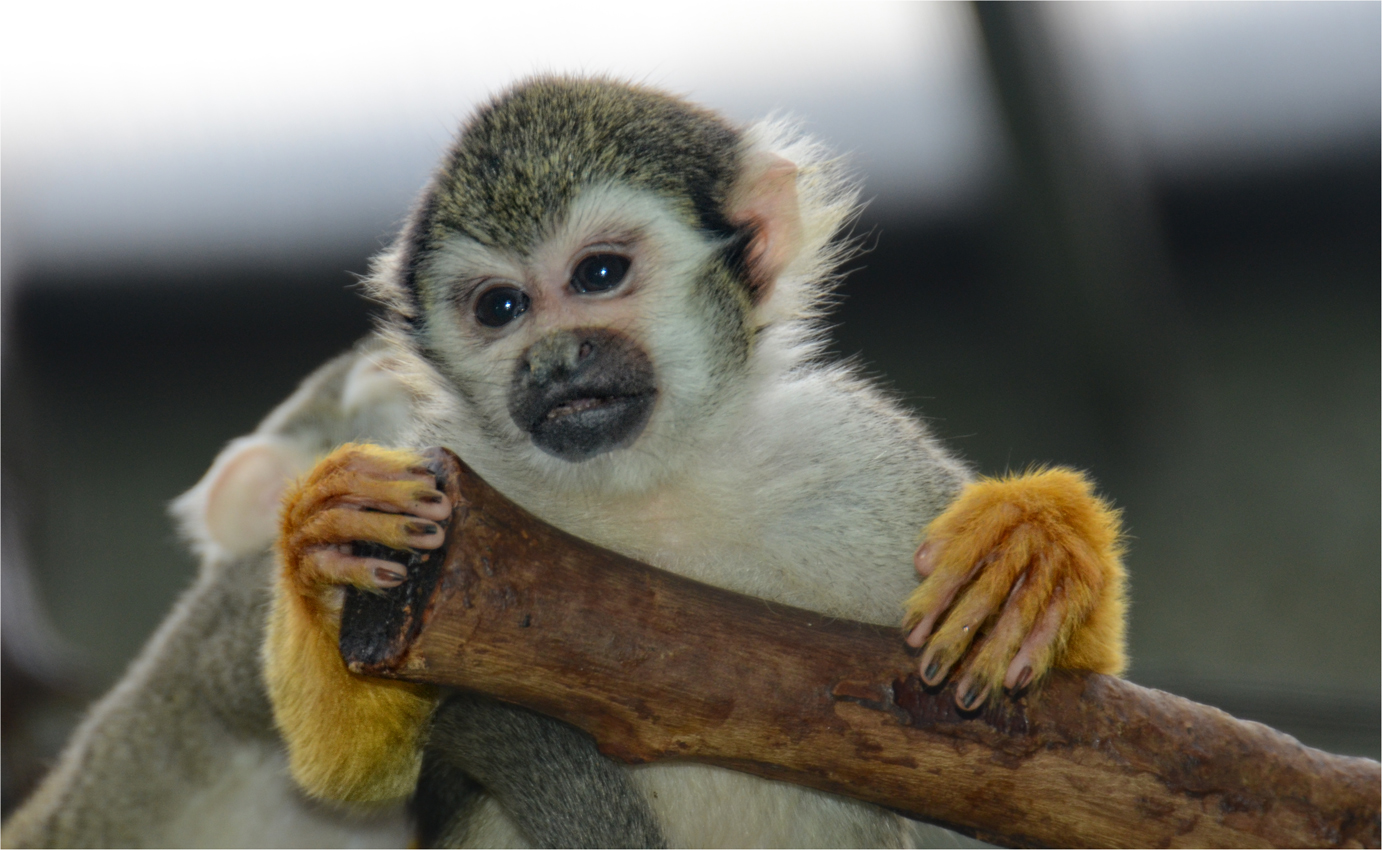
xmin=917 ymin=601 xmax=993 ymax=687
xmin=916 ymin=583 xmax=1000 ymax=685
xmin=311 ymin=442 xmax=429 ymax=481
xmin=913 ymin=540 xmax=938 ymax=578
xmin=299 ymin=545 xmax=408 ymax=590
xmin=328 ymin=489 xmax=452 ymax=524
xmin=952 ymin=671 xmax=993 ymax=713
xmin=300 ymin=443 xmax=439 ymax=487
xmin=1004 ymin=586 xmax=1067 ymax=692
xmin=901 ymin=551 xmax=989 ymax=643
xmin=904 ymin=608 xmax=941 ymax=650
xmin=300 ymin=472 xmax=452 ymax=522
xmin=347 ymin=461 xmax=443 ymax=492
xmin=337 ymin=455 xmax=436 ymax=484
xmin=914 ymin=530 xmax=1036 ymax=685
xmin=904 ymin=547 xmax=1002 ymax=649
xmin=293 ymin=507 xmax=444 ymax=552
xmin=950 ymin=573 xmax=1041 ymax=709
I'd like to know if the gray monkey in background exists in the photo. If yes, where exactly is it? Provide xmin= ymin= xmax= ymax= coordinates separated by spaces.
xmin=3 ymin=338 xmax=660 ymax=848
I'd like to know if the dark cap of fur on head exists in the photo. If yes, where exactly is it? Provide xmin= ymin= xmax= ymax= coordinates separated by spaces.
xmin=399 ymin=77 xmax=744 ymax=303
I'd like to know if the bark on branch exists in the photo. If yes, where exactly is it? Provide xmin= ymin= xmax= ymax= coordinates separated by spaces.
xmin=338 ymin=449 xmax=1380 ymax=849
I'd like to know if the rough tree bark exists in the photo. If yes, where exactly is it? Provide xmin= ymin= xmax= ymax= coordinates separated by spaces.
xmin=339 ymin=449 xmax=1380 ymax=849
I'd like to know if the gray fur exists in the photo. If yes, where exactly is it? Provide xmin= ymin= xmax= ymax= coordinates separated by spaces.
xmin=2 ymin=345 xmax=403 ymax=847
xmin=418 ymin=694 xmax=666 ymax=849
xmin=2 ymin=547 xmax=276 ymax=847
xmin=4 ymin=340 xmax=651 ymax=848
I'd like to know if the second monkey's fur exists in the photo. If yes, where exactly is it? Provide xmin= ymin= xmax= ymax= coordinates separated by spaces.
xmin=2 ymin=341 xmax=658 ymax=848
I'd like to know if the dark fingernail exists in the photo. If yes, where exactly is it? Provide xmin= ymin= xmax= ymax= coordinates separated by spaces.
xmin=960 ymin=682 xmax=986 ymax=710
xmin=408 ymin=522 xmax=440 ymax=535
xmin=924 ymin=659 xmax=941 ymax=681
xmin=420 ymin=493 xmax=443 ymax=504
xmin=375 ymin=566 xmax=404 ymax=582
xmin=1015 ymin=665 xmax=1033 ymax=691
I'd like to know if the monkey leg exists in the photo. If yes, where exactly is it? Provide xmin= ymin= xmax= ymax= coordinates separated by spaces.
xmin=416 ymin=693 xmax=667 ymax=850
xmin=902 ymin=468 xmax=1128 ymax=710
xmin=265 ymin=442 xmax=450 ymax=803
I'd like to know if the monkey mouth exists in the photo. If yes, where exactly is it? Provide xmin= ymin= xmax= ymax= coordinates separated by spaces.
xmin=508 ymin=328 xmax=658 ymax=463
xmin=521 ymin=387 xmax=657 ymax=462
xmin=544 ymin=393 xmax=646 ymax=421
xmin=511 ymin=379 xmax=657 ymax=462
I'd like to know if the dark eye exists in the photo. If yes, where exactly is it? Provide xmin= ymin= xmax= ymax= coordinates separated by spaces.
xmin=474 ymin=286 xmax=530 ymax=327
xmin=571 ymin=253 xmax=630 ymax=294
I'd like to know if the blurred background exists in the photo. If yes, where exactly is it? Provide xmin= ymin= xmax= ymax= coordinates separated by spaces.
xmin=3 ymin=1 xmax=1378 ymax=815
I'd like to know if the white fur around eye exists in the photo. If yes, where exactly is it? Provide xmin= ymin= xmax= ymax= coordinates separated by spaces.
xmin=535 ymin=183 xmax=716 ymax=293
xmin=418 ymin=239 xmax=524 ymax=317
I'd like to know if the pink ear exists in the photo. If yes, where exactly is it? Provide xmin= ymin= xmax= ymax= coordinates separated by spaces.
xmin=204 ymin=440 xmax=303 ymax=553
xmin=728 ymin=152 xmax=804 ymax=304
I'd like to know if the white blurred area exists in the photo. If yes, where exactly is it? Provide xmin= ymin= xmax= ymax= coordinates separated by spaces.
xmin=2 ymin=1 xmax=1378 ymax=274
xmin=1055 ymin=3 xmax=1381 ymax=171
xmin=1 ymin=3 xmax=993 ymax=271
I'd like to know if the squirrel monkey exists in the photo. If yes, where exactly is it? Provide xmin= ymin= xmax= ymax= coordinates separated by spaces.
xmin=266 ymin=77 xmax=1129 ymax=846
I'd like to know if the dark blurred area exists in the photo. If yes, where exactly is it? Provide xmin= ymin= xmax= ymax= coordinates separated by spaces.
xmin=3 ymin=2 xmax=1378 ymax=819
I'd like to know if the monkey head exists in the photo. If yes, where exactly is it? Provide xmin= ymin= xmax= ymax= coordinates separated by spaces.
xmin=368 ymin=78 xmax=847 ymax=493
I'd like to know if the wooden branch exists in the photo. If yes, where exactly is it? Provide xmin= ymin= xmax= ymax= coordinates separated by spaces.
xmin=339 ymin=449 xmax=1381 ymax=849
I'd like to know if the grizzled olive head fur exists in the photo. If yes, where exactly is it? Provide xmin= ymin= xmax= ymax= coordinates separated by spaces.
xmin=398 ymin=78 xmax=745 ymax=304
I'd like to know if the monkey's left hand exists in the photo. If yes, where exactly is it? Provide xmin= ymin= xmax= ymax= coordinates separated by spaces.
xmin=902 ymin=468 xmax=1128 ymax=710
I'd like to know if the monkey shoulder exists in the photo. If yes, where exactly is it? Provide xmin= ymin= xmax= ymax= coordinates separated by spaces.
xmin=745 ymin=370 xmax=969 ymax=622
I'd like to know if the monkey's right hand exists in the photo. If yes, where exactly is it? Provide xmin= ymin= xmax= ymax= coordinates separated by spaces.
xmin=278 ymin=442 xmax=451 ymax=607
xmin=265 ymin=442 xmax=447 ymax=804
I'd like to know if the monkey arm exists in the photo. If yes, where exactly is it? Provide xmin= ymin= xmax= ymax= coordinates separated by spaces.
xmin=263 ymin=578 xmax=435 ymax=802
xmin=417 ymin=693 xmax=668 ymax=849
xmin=265 ymin=443 xmax=444 ymax=803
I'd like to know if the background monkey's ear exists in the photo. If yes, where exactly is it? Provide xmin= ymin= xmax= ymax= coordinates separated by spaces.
xmin=728 ymin=151 xmax=804 ymax=304
xmin=172 ymin=436 xmax=311 ymax=558
xmin=204 ymin=439 xmax=308 ymax=555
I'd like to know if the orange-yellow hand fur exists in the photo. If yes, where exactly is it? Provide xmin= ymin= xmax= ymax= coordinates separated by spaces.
xmin=264 ymin=442 xmax=451 ymax=803
xmin=903 ymin=468 xmax=1128 ymax=711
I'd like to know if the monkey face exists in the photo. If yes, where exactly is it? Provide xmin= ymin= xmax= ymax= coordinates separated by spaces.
xmin=412 ymin=183 xmax=752 ymax=480
xmin=381 ymin=80 xmax=813 ymax=492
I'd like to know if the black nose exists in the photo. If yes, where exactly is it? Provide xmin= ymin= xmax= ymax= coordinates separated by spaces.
xmin=521 ymin=330 xmax=589 ymax=385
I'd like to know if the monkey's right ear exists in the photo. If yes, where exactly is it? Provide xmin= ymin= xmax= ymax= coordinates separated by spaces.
xmin=727 ymin=151 xmax=804 ymax=304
